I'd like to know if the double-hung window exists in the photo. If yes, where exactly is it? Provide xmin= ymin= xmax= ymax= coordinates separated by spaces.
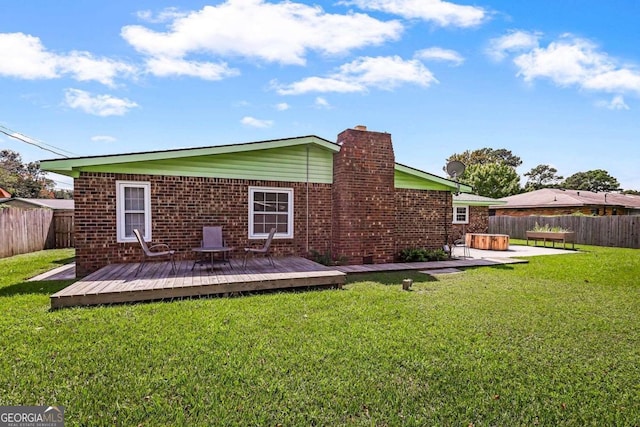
xmin=116 ymin=181 xmax=151 ymax=242
xmin=249 ymin=186 xmax=293 ymax=239
xmin=453 ymin=205 xmax=469 ymax=224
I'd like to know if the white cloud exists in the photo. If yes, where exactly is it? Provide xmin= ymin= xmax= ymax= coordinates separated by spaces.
xmin=583 ymin=69 xmax=640 ymax=94
xmin=314 ymin=97 xmax=331 ymax=108
xmin=241 ymin=116 xmax=273 ymax=128
xmin=275 ymin=55 xmax=437 ymax=95
xmin=145 ymin=56 xmax=239 ymax=80
xmin=122 ymin=0 xmax=402 ymax=72
xmin=64 ymin=89 xmax=139 ymax=116
xmin=275 ymin=102 xmax=290 ymax=111
xmin=415 ymin=47 xmax=464 ymax=66
xmin=513 ymin=36 xmax=610 ymax=86
xmin=486 ymin=30 xmax=540 ymax=61
xmin=342 ymin=0 xmax=487 ymax=27
xmin=494 ymin=32 xmax=640 ymax=98
xmin=136 ymin=7 xmax=187 ymax=23
xmin=597 ymin=95 xmax=630 ymax=110
xmin=0 ymin=32 xmax=135 ymax=86
xmin=91 ymin=135 xmax=117 ymax=143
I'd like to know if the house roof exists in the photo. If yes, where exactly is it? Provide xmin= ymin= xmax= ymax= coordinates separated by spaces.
xmin=40 ymin=134 xmax=467 ymax=192
xmin=0 ymin=198 xmax=74 ymax=210
xmin=0 ymin=187 xmax=10 ymax=198
xmin=40 ymin=135 xmax=339 ymax=178
xmin=454 ymin=193 xmax=506 ymax=206
xmin=492 ymin=188 xmax=640 ymax=210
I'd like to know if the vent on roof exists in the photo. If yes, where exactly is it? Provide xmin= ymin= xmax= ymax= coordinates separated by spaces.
xmin=354 ymin=125 xmax=367 ymax=131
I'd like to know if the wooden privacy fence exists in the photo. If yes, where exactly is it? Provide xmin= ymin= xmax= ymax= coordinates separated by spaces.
xmin=489 ymin=215 xmax=640 ymax=249
xmin=0 ymin=208 xmax=74 ymax=258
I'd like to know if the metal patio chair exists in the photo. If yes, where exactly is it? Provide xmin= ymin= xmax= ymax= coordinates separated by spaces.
xmin=133 ymin=228 xmax=176 ymax=276
xmin=242 ymin=227 xmax=277 ymax=269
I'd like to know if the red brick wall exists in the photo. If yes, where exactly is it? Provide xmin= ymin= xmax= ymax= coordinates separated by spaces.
xmin=74 ymin=172 xmax=332 ymax=276
xmin=451 ymin=206 xmax=489 ymax=240
xmin=395 ymin=189 xmax=451 ymax=255
xmin=332 ymin=128 xmax=396 ymax=264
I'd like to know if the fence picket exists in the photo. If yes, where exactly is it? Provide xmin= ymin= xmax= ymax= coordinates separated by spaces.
xmin=489 ymin=215 xmax=640 ymax=248
xmin=0 ymin=208 xmax=74 ymax=258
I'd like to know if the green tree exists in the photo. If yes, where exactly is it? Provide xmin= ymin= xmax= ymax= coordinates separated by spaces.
xmin=447 ymin=148 xmax=522 ymax=168
xmin=523 ymin=164 xmax=563 ymax=191
xmin=0 ymin=149 xmax=55 ymax=198
xmin=562 ymin=169 xmax=620 ymax=192
xmin=464 ymin=163 xmax=521 ymax=198
xmin=447 ymin=147 xmax=522 ymax=197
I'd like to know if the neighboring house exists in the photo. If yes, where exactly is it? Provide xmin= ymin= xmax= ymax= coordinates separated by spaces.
xmin=0 ymin=198 xmax=74 ymax=211
xmin=0 ymin=187 xmax=10 ymax=198
xmin=491 ymin=188 xmax=640 ymax=216
xmin=452 ymin=193 xmax=506 ymax=238
xmin=41 ymin=126 xmax=472 ymax=276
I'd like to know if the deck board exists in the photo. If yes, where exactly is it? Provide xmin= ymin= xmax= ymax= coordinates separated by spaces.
xmin=51 ymin=257 xmax=345 ymax=309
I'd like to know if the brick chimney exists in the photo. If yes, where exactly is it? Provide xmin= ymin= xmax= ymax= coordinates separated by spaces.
xmin=332 ymin=126 xmax=396 ymax=264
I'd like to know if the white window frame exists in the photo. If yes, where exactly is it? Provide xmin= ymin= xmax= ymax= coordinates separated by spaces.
xmin=116 ymin=181 xmax=152 ymax=243
xmin=248 ymin=186 xmax=294 ymax=239
xmin=453 ymin=205 xmax=469 ymax=224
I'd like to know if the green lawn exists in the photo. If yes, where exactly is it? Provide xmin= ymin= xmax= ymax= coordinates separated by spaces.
xmin=1 ymin=247 xmax=638 ymax=426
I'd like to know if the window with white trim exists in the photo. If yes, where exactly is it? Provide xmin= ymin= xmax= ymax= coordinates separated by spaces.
xmin=249 ymin=187 xmax=293 ymax=239
xmin=453 ymin=205 xmax=469 ymax=224
xmin=116 ymin=181 xmax=151 ymax=242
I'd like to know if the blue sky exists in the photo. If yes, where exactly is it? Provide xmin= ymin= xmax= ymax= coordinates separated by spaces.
xmin=1 ymin=0 xmax=639 ymax=191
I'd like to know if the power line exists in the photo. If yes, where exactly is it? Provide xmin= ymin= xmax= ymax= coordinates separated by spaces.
xmin=0 ymin=125 xmax=76 ymax=158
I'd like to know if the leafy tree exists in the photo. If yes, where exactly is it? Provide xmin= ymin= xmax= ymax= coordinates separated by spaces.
xmin=0 ymin=149 xmax=55 ymax=198
xmin=562 ymin=169 xmax=620 ymax=193
xmin=447 ymin=147 xmax=522 ymax=197
xmin=447 ymin=148 xmax=522 ymax=168
xmin=54 ymin=189 xmax=74 ymax=199
xmin=622 ymin=189 xmax=640 ymax=195
xmin=463 ymin=163 xmax=521 ymax=199
xmin=523 ymin=164 xmax=563 ymax=191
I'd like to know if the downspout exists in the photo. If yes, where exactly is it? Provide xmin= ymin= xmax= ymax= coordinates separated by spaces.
xmin=306 ymin=145 xmax=310 ymax=255
xmin=444 ymin=191 xmax=451 ymax=249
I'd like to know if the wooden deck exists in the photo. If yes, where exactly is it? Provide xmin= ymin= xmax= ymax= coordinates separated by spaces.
xmin=50 ymin=257 xmax=345 ymax=309
xmin=333 ymin=256 xmax=526 ymax=273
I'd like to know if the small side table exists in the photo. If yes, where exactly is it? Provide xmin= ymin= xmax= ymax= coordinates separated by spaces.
xmin=191 ymin=246 xmax=234 ymax=271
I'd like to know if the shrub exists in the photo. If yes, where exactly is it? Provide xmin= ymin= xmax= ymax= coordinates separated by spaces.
xmin=529 ymin=222 xmax=572 ymax=233
xmin=309 ymin=250 xmax=347 ymax=266
xmin=399 ymin=247 xmax=448 ymax=262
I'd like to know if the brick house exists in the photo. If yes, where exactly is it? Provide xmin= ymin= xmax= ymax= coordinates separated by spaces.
xmin=491 ymin=188 xmax=640 ymax=217
xmin=42 ymin=126 xmax=474 ymax=277
xmin=451 ymin=193 xmax=505 ymax=239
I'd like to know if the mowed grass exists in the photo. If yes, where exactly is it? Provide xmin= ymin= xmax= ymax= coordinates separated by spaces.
xmin=0 ymin=247 xmax=639 ymax=426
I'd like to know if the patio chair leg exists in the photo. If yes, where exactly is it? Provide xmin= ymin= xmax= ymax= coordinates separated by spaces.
xmin=135 ymin=260 xmax=145 ymax=277
xmin=242 ymin=252 xmax=249 ymax=269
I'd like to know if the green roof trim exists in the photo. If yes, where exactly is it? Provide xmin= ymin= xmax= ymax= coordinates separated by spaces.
xmin=453 ymin=193 xmax=506 ymax=206
xmin=42 ymin=135 xmax=464 ymax=190
xmin=41 ymin=135 xmax=339 ymax=183
xmin=394 ymin=163 xmax=472 ymax=192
